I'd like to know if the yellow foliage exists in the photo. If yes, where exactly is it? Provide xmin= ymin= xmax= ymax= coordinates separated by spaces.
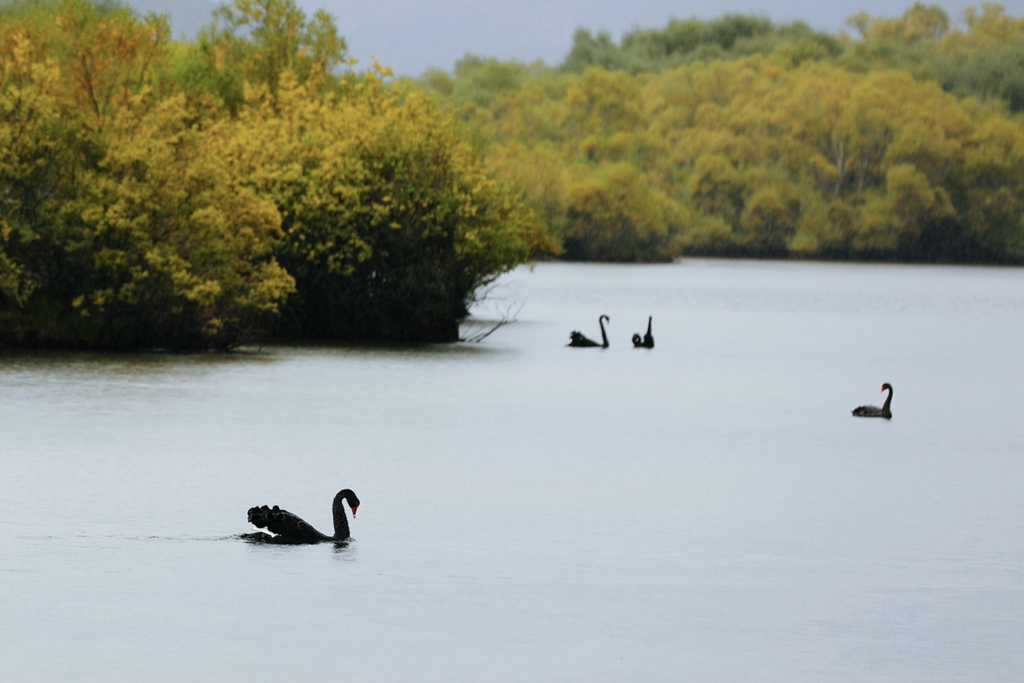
xmin=0 ymin=0 xmax=534 ymax=347
xmin=848 ymin=3 xmax=951 ymax=44
xmin=944 ymin=4 xmax=1024 ymax=55
xmin=885 ymin=163 xmax=952 ymax=227
xmin=66 ymin=92 xmax=295 ymax=346
xmin=461 ymin=48 xmax=1024 ymax=260
xmin=563 ymin=162 xmax=680 ymax=261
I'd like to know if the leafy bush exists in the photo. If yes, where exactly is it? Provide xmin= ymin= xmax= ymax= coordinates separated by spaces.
xmin=0 ymin=0 xmax=534 ymax=348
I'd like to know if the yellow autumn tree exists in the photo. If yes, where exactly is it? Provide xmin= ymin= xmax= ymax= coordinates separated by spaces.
xmin=562 ymin=162 xmax=683 ymax=261
xmin=0 ymin=25 xmax=66 ymax=309
xmin=235 ymin=71 xmax=534 ymax=341
xmin=1 ymin=0 xmax=536 ymax=348
xmin=59 ymin=93 xmax=295 ymax=349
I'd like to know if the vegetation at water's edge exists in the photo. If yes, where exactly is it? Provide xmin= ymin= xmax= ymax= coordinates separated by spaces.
xmin=422 ymin=4 xmax=1024 ymax=264
xmin=0 ymin=0 xmax=539 ymax=350
xmin=3 ymin=1 xmax=1024 ymax=351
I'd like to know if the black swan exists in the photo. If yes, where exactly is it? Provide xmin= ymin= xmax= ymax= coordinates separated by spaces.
xmin=244 ymin=489 xmax=359 ymax=544
xmin=632 ymin=316 xmax=654 ymax=348
xmin=568 ymin=315 xmax=610 ymax=348
xmin=852 ymin=383 xmax=893 ymax=419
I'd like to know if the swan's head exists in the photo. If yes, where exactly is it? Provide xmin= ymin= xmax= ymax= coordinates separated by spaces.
xmin=336 ymin=489 xmax=360 ymax=518
xmin=881 ymin=383 xmax=892 ymax=392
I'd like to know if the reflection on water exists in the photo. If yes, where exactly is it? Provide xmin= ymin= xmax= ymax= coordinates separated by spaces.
xmin=1 ymin=260 xmax=1023 ymax=682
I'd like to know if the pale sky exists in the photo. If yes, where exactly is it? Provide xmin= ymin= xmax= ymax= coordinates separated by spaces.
xmin=131 ymin=0 xmax=1024 ymax=76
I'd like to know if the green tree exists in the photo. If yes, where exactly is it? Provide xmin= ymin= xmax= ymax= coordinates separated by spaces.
xmin=563 ymin=162 xmax=681 ymax=261
xmin=239 ymin=73 xmax=532 ymax=341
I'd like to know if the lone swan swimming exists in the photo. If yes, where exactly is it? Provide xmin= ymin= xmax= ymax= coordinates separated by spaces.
xmin=244 ymin=489 xmax=360 ymax=544
xmin=852 ymin=383 xmax=893 ymax=419
xmin=632 ymin=316 xmax=654 ymax=348
xmin=568 ymin=315 xmax=610 ymax=348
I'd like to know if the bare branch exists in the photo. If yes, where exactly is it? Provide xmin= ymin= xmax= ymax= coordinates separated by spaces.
xmin=460 ymin=300 xmax=524 ymax=343
xmin=459 ymin=281 xmax=525 ymax=343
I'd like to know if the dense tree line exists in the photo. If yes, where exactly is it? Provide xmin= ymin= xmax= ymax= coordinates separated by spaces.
xmin=4 ymin=1 xmax=1022 ymax=352
xmin=561 ymin=4 xmax=1024 ymax=114
xmin=0 ymin=0 xmax=536 ymax=350
xmin=422 ymin=4 xmax=1024 ymax=264
xmin=560 ymin=15 xmax=844 ymax=75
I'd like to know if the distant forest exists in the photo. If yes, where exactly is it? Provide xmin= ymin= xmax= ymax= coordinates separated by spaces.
xmin=421 ymin=4 xmax=1024 ymax=264
xmin=1 ymin=0 xmax=1024 ymax=351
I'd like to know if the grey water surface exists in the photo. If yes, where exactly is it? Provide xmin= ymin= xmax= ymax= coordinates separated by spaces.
xmin=1 ymin=260 xmax=1022 ymax=682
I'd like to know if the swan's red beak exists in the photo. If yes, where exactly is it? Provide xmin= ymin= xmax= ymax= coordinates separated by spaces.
xmin=351 ymin=504 xmax=358 ymax=518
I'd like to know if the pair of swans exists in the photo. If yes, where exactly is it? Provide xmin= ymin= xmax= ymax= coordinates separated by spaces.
xmin=244 ymin=489 xmax=359 ymax=544
xmin=568 ymin=315 xmax=653 ymax=349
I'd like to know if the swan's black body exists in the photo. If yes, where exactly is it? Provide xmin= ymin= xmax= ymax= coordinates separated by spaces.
xmin=852 ymin=383 xmax=893 ymax=419
xmin=569 ymin=315 xmax=610 ymax=348
xmin=244 ymin=489 xmax=359 ymax=544
xmin=632 ymin=316 xmax=654 ymax=348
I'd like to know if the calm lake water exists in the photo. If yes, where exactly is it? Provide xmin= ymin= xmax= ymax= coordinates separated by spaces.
xmin=2 ymin=260 xmax=1023 ymax=682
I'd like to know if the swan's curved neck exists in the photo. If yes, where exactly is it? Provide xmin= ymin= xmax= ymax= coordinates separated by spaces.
xmin=882 ymin=386 xmax=893 ymax=411
xmin=332 ymin=490 xmax=354 ymax=540
xmin=599 ymin=316 xmax=609 ymax=348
